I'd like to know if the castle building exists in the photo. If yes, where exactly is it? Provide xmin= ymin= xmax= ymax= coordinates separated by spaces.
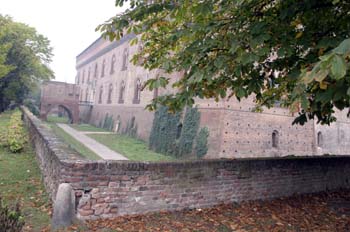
xmin=76 ymin=35 xmax=350 ymax=158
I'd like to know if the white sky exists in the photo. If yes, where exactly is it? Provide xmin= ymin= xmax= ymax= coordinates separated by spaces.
xmin=1 ymin=0 xmax=127 ymax=83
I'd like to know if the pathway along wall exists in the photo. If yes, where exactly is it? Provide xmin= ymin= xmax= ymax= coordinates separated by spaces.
xmin=21 ymin=107 xmax=350 ymax=220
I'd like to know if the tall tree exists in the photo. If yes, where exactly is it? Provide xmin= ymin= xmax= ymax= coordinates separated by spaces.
xmin=98 ymin=0 xmax=350 ymax=125
xmin=0 ymin=15 xmax=53 ymax=112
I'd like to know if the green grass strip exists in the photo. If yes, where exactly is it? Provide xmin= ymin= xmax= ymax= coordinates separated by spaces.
xmin=49 ymin=123 xmax=101 ymax=160
xmin=89 ymin=133 xmax=176 ymax=162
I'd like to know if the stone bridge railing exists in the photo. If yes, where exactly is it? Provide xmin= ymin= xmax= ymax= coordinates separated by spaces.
xmin=21 ymin=107 xmax=350 ymax=220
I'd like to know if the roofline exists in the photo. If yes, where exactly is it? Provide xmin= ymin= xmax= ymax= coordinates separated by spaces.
xmin=42 ymin=80 xmax=76 ymax=86
xmin=76 ymin=36 xmax=104 ymax=59
xmin=75 ymin=33 xmax=136 ymax=70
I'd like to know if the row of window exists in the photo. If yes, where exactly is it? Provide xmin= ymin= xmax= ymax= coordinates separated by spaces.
xmin=80 ymin=78 xmax=143 ymax=105
xmin=76 ymin=48 xmax=129 ymax=84
xmin=272 ymin=131 xmax=343 ymax=149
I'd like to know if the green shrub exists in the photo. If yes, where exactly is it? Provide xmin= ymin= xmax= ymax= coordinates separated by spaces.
xmin=6 ymin=111 xmax=27 ymax=153
xmin=149 ymin=106 xmax=203 ymax=158
xmin=122 ymin=117 xmax=138 ymax=138
xmin=178 ymin=107 xmax=200 ymax=157
xmin=103 ymin=114 xmax=114 ymax=131
xmin=0 ymin=197 xmax=25 ymax=232
xmin=149 ymin=106 xmax=181 ymax=155
xmin=195 ymin=127 xmax=209 ymax=158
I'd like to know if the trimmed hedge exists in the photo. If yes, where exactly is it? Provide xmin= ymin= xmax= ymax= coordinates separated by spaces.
xmin=149 ymin=106 xmax=181 ymax=155
xmin=149 ymin=106 xmax=209 ymax=158
xmin=123 ymin=117 xmax=138 ymax=138
xmin=6 ymin=111 xmax=27 ymax=153
xmin=103 ymin=114 xmax=114 ymax=131
xmin=178 ymin=107 xmax=200 ymax=157
xmin=195 ymin=127 xmax=209 ymax=158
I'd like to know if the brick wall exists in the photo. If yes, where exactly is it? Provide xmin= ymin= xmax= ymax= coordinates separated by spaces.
xmin=22 ymin=107 xmax=350 ymax=220
xmin=22 ymin=106 xmax=84 ymax=199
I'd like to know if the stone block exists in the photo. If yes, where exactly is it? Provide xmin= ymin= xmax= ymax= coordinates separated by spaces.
xmin=52 ymin=183 xmax=76 ymax=230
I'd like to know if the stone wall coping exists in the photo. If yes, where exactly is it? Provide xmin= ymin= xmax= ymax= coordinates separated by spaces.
xmin=58 ymin=155 xmax=350 ymax=172
xmin=21 ymin=106 xmax=350 ymax=168
xmin=21 ymin=106 xmax=84 ymax=161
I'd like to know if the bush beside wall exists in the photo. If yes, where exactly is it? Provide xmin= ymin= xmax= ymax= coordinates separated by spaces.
xmin=149 ymin=106 xmax=209 ymax=158
xmin=7 ymin=111 xmax=27 ymax=153
xmin=195 ymin=127 xmax=209 ymax=158
xmin=20 ymin=106 xmax=350 ymax=220
xmin=178 ymin=107 xmax=200 ymax=157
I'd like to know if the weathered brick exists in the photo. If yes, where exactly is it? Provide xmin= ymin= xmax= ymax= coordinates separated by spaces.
xmin=78 ymin=209 xmax=94 ymax=217
xmin=22 ymin=107 xmax=350 ymax=220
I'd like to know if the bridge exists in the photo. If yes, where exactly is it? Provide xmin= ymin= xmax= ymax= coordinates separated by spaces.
xmin=40 ymin=81 xmax=80 ymax=124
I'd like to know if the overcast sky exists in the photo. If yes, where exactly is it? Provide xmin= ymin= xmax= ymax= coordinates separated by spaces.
xmin=1 ymin=0 xmax=127 ymax=83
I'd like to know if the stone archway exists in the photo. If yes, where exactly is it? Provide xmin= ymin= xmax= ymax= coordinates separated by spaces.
xmin=40 ymin=104 xmax=76 ymax=124
xmin=40 ymin=81 xmax=80 ymax=124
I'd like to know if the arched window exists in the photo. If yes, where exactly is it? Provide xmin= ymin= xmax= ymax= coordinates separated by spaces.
xmin=272 ymin=130 xmax=279 ymax=148
xmin=110 ymin=55 xmax=116 ymax=74
xmin=98 ymin=85 xmax=103 ymax=104
xmin=92 ymin=90 xmax=96 ymax=103
xmin=101 ymin=59 xmax=106 ymax=77
xmin=87 ymin=67 xmax=91 ymax=83
xmin=85 ymin=88 xmax=89 ymax=102
xmin=94 ymin=63 xmax=98 ymax=78
xmin=82 ymin=70 xmax=85 ymax=84
xmin=133 ymin=78 xmax=142 ymax=104
xmin=107 ymin=83 xmax=113 ymax=104
xmin=137 ymin=43 xmax=144 ymax=65
xmin=118 ymin=81 xmax=125 ymax=103
xmin=121 ymin=48 xmax=128 ymax=71
xmin=176 ymin=123 xmax=183 ymax=139
xmin=317 ymin=131 xmax=323 ymax=147
xmin=114 ymin=82 xmax=118 ymax=101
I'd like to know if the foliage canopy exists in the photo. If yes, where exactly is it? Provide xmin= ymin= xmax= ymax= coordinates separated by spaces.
xmin=98 ymin=0 xmax=350 ymax=125
xmin=0 ymin=15 xmax=53 ymax=112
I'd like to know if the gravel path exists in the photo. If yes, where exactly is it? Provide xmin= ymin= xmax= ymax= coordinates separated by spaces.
xmin=57 ymin=123 xmax=128 ymax=160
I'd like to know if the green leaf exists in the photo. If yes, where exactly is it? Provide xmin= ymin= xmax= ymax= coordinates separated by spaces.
xmin=333 ymin=38 xmax=350 ymax=55
xmin=314 ymin=69 xmax=329 ymax=82
xmin=240 ymin=53 xmax=259 ymax=65
xmin=330 ymin=55 xmax=346 ymax=80
xmin=300 ymin=95 xmax=309 ymax=109
xmin=235 ymin=87 xmax=246 ymax=98
xmin=301 ymin=70 xmax=313 ymax=84
xmin=229 ymin=40 xmax=239 ymax=53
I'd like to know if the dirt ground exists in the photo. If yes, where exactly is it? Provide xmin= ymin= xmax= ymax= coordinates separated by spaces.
xmin=77 ymin=189 xmax=350 ymax=232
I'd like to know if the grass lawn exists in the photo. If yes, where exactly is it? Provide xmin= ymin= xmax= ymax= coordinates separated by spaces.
xmin=89 ymin=134 xmax=176 ymax=162
xmin=48 ymin=123 xmax=101 ymax=160
xmin=47 ymin=115 xmax=70 ymax=123
xmin=70 ymin=123 xmax=109 ymax=132
xmin=0 ymin=111 xmax=51 ymax=231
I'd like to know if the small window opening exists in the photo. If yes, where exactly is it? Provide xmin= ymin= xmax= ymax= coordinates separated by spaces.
xmin=176 ymin=123 xmax=183 ymax=139
xmin=317 ymin=132 xmax=323 ymax=147
xmin=272 ymin=130 xmax=279 ymax=148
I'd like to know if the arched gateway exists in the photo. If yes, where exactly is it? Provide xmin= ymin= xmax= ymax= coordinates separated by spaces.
xmin=40 ymin=81 xmax=80 ymax=124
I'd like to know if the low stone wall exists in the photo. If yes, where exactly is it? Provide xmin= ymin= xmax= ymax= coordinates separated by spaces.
xmin=22 ymin=107 xmax=84 ymax=199
xmin=21 ymin=107 xmax=350 ymax=220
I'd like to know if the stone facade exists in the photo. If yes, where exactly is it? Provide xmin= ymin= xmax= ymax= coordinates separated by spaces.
xmin=76 ymin=36 xmax=350 ymax=158
xmin=40 ymin=81 xmax=80 ymax=123
xmin=22 ymin=107 xmax=350 ymax=220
